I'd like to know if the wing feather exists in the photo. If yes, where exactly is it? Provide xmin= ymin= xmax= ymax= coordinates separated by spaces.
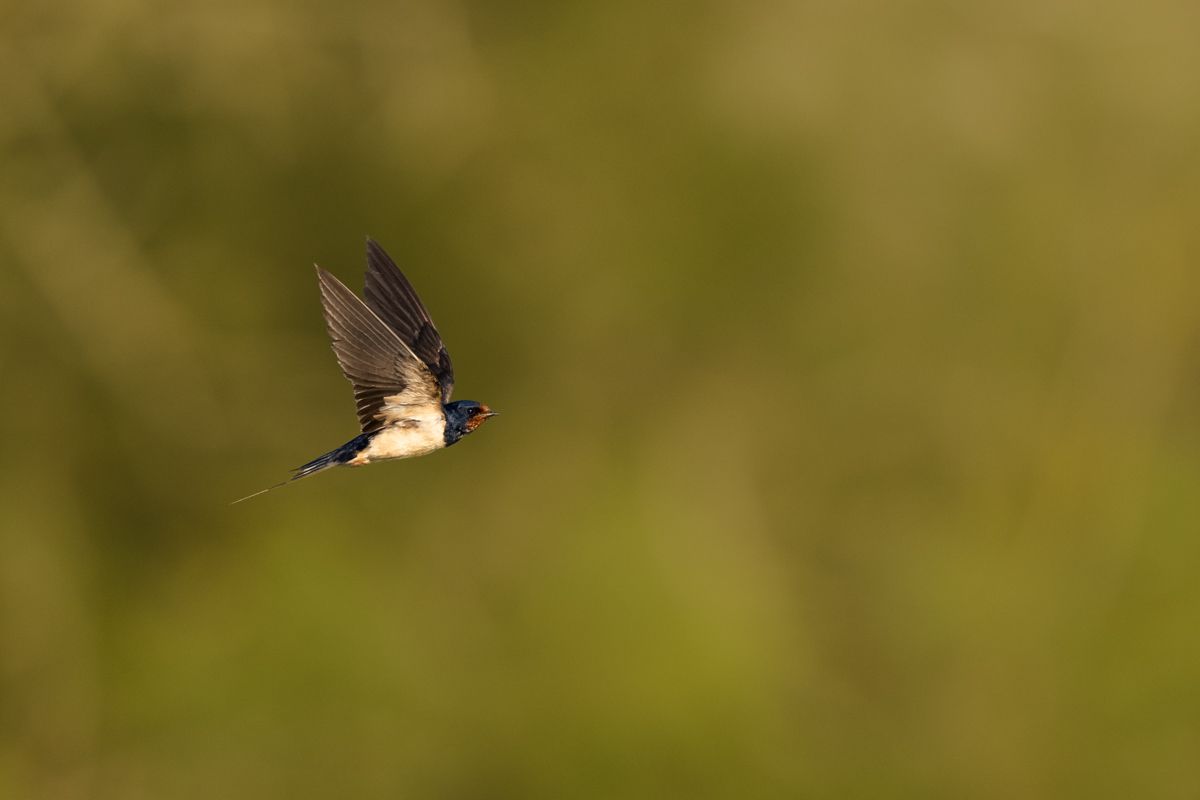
xmin=316 ymin=266 xmax=443 ymax=432
xmin=363 ymin=238 xmax=455 ymax=403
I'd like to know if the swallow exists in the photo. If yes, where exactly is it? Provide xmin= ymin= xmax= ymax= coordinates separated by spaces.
xmin=234 ymin=238 xmax=497 ymax=503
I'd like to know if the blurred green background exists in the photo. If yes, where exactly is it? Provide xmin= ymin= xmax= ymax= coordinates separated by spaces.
xmin=3 ymin=1 xmax=1200 ymax=797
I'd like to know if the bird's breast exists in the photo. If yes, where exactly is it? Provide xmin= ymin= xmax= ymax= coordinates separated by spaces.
xmin=355 ymin=411 xmax=446 ymax=463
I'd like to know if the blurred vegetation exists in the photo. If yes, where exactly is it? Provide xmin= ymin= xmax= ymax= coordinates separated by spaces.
xmin=3 ymin=0 xmax=1200 ymax=797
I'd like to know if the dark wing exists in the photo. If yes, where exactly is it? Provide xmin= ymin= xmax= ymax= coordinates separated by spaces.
xmin=316 ymin=266 xmax=444 ymax=433
xmin=362 ymin=238 xmax=455 ymax=403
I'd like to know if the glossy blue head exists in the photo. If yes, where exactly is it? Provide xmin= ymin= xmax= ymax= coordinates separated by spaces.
xmin=443 ymin=401 xmax=498 ymax=446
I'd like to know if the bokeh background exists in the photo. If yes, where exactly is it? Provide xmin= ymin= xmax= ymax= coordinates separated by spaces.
xmin=3 ymin=1 xmax=1200 ymax=797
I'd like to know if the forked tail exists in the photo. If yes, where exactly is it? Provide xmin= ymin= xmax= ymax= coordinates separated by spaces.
xmin=231 ymin=433 xmax=373 ymax=504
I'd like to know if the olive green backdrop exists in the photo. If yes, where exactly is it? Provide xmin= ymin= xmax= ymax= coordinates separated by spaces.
xmin=3 ymin=1 xmax=1199 ymax=798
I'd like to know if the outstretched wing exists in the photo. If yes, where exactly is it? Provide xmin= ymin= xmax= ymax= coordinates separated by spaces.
xmin=362 ymin=238 xmax=455 ymax=403
xmin=316 ymin=266 xmax=443 ymax=432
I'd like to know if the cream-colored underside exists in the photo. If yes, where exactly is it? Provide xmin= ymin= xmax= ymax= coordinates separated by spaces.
xmin=350 ymin=406 xmax=446 ymax=465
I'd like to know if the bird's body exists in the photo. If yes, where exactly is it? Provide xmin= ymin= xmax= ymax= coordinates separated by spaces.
xmin=351 ymin=408 xmax=446 ymax=464
xmin=234 ymin=239 xmax=496 ymax=503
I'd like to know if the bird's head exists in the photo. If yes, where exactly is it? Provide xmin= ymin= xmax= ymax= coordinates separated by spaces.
xmin=444 ymin=400 xmax=498 ymax=443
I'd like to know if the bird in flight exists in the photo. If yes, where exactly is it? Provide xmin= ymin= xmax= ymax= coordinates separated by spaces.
xmin=234 ymin=239 xmax=497 ymax=503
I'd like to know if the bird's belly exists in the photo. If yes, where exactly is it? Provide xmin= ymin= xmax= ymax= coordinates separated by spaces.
xmin=357 ymin=417 xmax=446 ymax=463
